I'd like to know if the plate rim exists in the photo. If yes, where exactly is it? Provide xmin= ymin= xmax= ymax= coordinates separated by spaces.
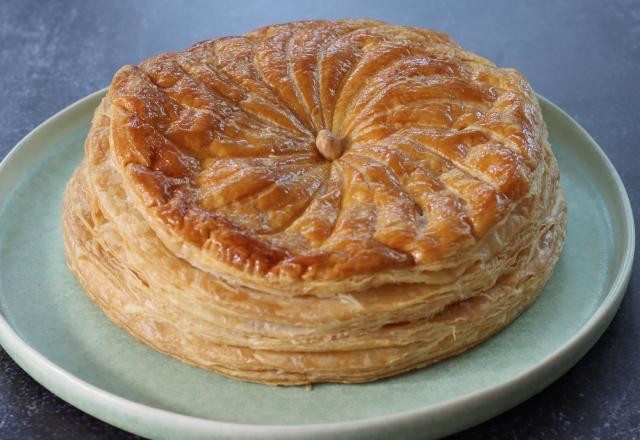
xmin=0 ymin=89 xmax=635 ymax=439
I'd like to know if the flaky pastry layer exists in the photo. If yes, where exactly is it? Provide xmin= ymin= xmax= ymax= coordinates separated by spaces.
xmin=62 ymin=21 xmax=568 ymax=384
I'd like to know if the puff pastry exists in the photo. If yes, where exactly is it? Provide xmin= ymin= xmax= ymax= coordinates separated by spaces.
xmin=62 ymin=20 xmax=567 ymax=384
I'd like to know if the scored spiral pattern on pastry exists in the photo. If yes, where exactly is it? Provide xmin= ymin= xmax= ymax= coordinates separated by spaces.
xmin=107 ymin=19 xmax=544 ymax=291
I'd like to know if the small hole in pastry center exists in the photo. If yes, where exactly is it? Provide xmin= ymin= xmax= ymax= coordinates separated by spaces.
xmin=315 ymin=129 xmax=343 ymax=161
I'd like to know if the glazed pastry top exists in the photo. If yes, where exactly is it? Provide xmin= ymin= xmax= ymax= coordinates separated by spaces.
xmin=108 ymin=19 xmax=545 ymax=283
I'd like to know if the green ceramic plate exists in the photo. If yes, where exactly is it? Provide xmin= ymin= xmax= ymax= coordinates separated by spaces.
xmin=0 ymin=90 xmax=634 ymax=440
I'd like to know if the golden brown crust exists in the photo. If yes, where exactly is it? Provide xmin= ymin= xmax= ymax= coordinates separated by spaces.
xmin=106 ymin=20 xmax=546 ymax=291
xmin=61 ymin=20 xmax=568 ymax=384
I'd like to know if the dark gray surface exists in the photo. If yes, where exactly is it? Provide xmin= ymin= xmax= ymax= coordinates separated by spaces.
xmin=0 ymin=0 xmax=638 ymax=438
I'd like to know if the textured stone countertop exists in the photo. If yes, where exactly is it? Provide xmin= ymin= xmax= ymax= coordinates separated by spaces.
xmin=0 ymin=0 xmax=638 ymax=438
